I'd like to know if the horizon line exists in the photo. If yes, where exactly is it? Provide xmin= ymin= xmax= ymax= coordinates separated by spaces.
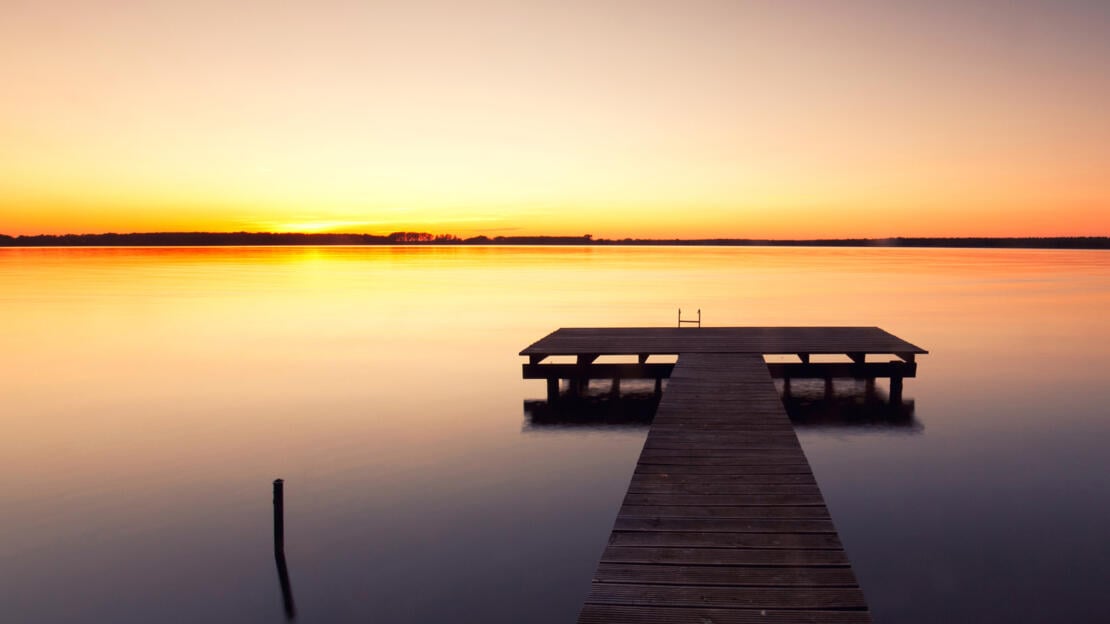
xmin=2 ymin=231 xmax=1108 ymax=250
xmin=3 ymin=230 xmax=1109 ymax=239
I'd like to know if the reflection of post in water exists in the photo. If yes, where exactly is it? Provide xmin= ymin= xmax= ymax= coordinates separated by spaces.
xmin=521 ymin=382 xmax=662 ymax=431
xmin=273 ymin=478 xmax=296 ymax=620
xmin=780 ymin=379 xmax=921 ymax=432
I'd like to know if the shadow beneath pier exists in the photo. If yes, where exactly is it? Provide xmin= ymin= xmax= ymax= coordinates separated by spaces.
xmin=778 ymin=379 xmax=921 ymax=433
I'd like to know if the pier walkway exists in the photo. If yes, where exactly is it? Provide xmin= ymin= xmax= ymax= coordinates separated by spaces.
xmin=519 ymin=328 xmax=927 ymax=623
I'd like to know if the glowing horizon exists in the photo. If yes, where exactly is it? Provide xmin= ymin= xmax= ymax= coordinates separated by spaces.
xmin=2 ymin=1 xmax=1108 ymax=239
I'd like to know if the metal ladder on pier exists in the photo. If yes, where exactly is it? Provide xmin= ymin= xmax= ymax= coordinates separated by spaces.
xmin=677 ymin=308 xmax=701 ymax=328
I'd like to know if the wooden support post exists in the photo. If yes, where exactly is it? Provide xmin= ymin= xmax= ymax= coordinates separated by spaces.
xmin=574 ymin=354 xmax=597 ymax=399
xmin=865 ymin=378 xmax=876 ymax=397
xmin=824 ymin=377 xmax=834 ymax=399
xmin=610 ymin=377 xmax=620 ymax=398
xmin=654 ymin=377 xmax=663 ymax=397
xmin=890 ymin=376 xmax=903 ymax=404
xmin=848 ymin=352 xmax=865 ymax=364
xmin=798 ymin=353 xmax=810 ymax=364
xmin=783 ymin=377 xmax=792 ymax=397
xmin=546 ymin=378 xmax=559 ymax=403
xmin=638 ymin=353 xmax=649 ymax=364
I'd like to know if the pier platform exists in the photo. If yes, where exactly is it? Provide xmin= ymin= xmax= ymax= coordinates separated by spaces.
xmin=519 ymin=327 xmax=927 ymax=623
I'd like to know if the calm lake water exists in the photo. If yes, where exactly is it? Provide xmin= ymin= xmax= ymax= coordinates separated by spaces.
xmin=2 ymin=245 xmax=1109 ymax=623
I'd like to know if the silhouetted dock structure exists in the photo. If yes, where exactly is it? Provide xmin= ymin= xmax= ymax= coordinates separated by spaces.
xmin=520 ymin=327 xmax=926 ymax=623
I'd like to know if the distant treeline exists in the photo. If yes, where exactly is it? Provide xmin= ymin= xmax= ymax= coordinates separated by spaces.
xmin=1 ymin=232 xmax=1108 ymax=249
xmin=612 ymin=236 xmax=1110 ymax=249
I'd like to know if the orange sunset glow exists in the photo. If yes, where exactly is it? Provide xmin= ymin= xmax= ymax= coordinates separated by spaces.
xmin=2 ymin=0 xmax=1108 ymax=238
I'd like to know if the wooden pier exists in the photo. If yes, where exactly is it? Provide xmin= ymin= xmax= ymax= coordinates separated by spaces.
xmin=520 ymin=327 xmax=926 ymax=623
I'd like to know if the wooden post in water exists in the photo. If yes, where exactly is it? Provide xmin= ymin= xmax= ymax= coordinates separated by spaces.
xmin=546 ymin=378 xmax=559 ymax=403
xmin=273 ymin=479 xmax=285 ymax=555
xmin=273 ymin=479 xmax=296 ymax=620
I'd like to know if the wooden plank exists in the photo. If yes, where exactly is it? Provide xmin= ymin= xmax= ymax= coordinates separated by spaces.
xmin=638 ymin=449 xmax=806 ymax=458
xmin=613 ymin=517 xmax=836 ymax=533
xmin=642 ymin=442 xmax=806 ymax=453
xmin=525 ymin=360 xmax=916 ymax=380
xmin=644 ymin=432 xmax=804 ymax=443
xmin=607 ymin=530 xmax=842 ymax=549
xmin=631 ymin=464 xmax=816 ymax=475
xmin=635 ymin=455 xmax=816 ymax=466
xmin=593 ymin=563 xmax=856 ymax=586
xmin=624 ymin=493 xmax=828 ymax=506
xmin=648 ymin=418 xmax=795 ymax=426
xmin=600 ymin=546 xmax=851 ymax=566
xmin=626 ymin=483 xmax=824 ymax=496
xmin=629 ymin=473 xmax=818 ymax=485
xmin=634 ymin=450 xmax=816 ymax=461
xmin=585 ymin=583 xmax=868 ymax=609
xmin=618 ymin=505 xmax=831 ymax=519
xmin=635 ymin=438 xmax=804 ymax=451
xmin=579 ymin=605 xmax=872 ymax=624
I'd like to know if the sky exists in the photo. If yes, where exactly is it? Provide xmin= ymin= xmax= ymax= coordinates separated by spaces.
xmin=1 ymin=0 xmax=1108 ymax=238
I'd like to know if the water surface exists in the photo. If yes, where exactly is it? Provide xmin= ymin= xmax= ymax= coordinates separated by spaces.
xmin=2 ymin=246 xmax=1108 ymax=623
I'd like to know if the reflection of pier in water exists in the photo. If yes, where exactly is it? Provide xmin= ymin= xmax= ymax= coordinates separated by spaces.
xmin=522 ymin=383 xmax=660 ymax=431
xmin=520 ymin=327 xmax=927 ymax=623
xmin=523 ymin=379 xmax=920 ymax=433
xmin=779 ymin=379 xmax=921 ymax=433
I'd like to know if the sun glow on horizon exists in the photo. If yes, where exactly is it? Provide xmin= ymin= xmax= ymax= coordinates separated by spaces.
xmin=263 ymin=221 xmax=377 ymax=234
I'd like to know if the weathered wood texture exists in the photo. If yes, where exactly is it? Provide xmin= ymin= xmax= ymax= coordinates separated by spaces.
xmin=521 ymin=361 xmax=917 ymax=380
xmin=521 ymin=327 xmax=927 ymax=621
xmin=521 ymin=326 xmax=927 ymax=357
xmin=576 ymin=353 xmax=871 ymax=623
